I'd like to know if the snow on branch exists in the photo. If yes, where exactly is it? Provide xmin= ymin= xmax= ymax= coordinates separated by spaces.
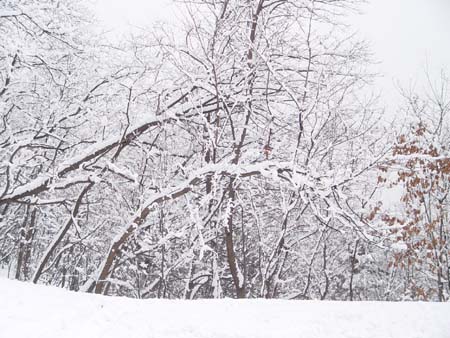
xmin=89 ymin=161 xmax=330 ymax=294
xmin=0 ymin=112 xmax=178 ymax=204
xmin=0 ymin=10 xmax=22 ymax=18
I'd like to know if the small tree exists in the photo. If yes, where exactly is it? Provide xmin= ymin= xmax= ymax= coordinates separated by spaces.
xmin=382 ymin=78 xmax=450 ymax=301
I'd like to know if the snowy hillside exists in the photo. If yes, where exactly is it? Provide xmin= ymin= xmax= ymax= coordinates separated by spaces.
xmin=1 ymin=278 xmax=449 ymax=338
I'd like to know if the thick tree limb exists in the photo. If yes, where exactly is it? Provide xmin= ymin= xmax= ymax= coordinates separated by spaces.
xmin=0 ymin=113 xmax=176 ymax=205
xmin=32 ymin=182 xmax=94 ymax=283
xmin=88 ymin=161 xmax=322 ymax=294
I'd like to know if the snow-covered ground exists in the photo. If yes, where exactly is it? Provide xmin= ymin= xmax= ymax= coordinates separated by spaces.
xmin=1 ymin=278 xmax=449 ymax=338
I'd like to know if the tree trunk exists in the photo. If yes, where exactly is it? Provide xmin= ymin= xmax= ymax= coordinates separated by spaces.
xmin=225 ymin=180 xmax=246 ymax=298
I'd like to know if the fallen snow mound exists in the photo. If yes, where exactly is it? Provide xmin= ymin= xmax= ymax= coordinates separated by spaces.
xmin=1 ymin=278 xmax=449 ymax=338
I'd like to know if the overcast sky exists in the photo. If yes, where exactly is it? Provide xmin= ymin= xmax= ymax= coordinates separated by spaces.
xmin=94 ymin=0 xmax=450 ymax=111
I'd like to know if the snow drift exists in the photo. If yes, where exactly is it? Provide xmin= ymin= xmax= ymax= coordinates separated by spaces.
xmin=1 ymin=278 xmax=449 ymax=338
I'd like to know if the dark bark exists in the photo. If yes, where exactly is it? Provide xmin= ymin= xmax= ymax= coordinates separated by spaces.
xmin=32 ymin=182 xmax=94 ymax=283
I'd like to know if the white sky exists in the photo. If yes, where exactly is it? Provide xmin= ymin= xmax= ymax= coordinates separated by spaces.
xmin=352 ymin=0 xmax=450 ymax=108
xmin=93 ymin=0 xmax=450 ymax=112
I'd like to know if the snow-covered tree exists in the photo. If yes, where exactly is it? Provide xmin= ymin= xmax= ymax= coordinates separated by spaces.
xmin=0 ymin=0 xmax=405 ymax=301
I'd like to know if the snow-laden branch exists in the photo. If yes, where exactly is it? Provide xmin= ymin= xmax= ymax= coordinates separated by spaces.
xmin=88 ymin=161 xmax=328 ymax=294
xmin=32 ymin=183 xmax=94 ymax=283
xmin=0 ymin=112 xmax=177 ymax=204
xmin=0 ymin=10 xmax=22 ymax=18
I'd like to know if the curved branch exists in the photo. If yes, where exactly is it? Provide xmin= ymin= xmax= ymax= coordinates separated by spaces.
xmin=88 ymin=161 xmax=320 ymax=294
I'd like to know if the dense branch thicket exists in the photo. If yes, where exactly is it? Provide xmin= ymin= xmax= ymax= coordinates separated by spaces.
xmin=0 ymin=0 xmax=448 ymax=301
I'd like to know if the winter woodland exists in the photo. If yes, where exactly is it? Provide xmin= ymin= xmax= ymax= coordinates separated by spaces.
xmin=1 ymin=0 xmax=449 ymax=302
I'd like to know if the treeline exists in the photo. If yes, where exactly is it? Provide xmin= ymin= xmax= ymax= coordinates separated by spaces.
xmin=0 ymin=0 xmax=448 ymax=301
